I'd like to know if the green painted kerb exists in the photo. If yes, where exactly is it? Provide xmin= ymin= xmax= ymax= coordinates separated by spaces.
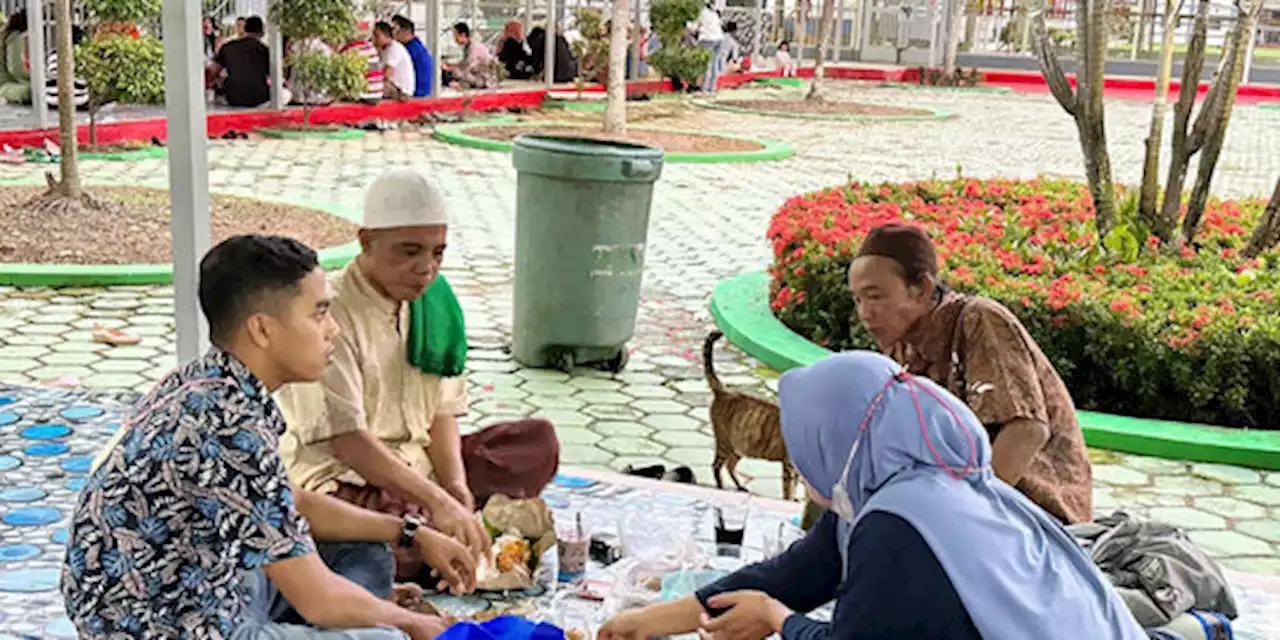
xmin=432 ymin=121 xmax=793 ymax=164
xmin=28 ymin=146 xmax=169 ymax=163
xmin=542 ymin=99 xmax=607 ymax=112
xmin=692 ymin=99 xmax=952 ymax=122
xmin=752 ymin=77 xmax=806 ymax=88
xmin=878 ymin=81 xmax=1013 ymax=95
xmin=710 ymin=270 xmax=1280 ymax=470
xmin=258 ymin=126 xmax=367 ymax=140
xmin=0 ymin=181 xmax=360 ymax=287
xmin=1260 ymin=103 xmax=1280 ymax=112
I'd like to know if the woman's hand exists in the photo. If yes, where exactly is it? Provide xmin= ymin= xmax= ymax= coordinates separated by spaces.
xmin=414 ymin=526 xmax=478 ymax=594
xmin=401 ymin=613 xmax=450 ymax=640
xmin=700 ymin=591 xmax=792 ymax=640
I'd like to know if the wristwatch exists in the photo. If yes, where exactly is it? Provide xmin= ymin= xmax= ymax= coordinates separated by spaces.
xmin=397 ymin=514 xmax=424 ymax=549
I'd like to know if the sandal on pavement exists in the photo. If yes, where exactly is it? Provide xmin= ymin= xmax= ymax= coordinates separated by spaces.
xmin=92 ymin=325 xmax=141 ymax=347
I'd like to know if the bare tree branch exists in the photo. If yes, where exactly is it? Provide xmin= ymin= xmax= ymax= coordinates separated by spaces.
xmin=1155 ymin=0 xmax=1210 ymax=238
xmin=1031 ymin=7 xmax=1077 ymax=117
xmin=1243 ymin=176 xmax=1280 ymax=259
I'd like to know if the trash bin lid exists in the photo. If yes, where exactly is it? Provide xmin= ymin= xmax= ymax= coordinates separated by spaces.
xmin=512 ymin=134 xmax=665 ymax=184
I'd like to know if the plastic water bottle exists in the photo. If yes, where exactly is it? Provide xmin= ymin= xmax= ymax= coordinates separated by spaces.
xmin=1148 ymin=611 xmax=1233 ymax=640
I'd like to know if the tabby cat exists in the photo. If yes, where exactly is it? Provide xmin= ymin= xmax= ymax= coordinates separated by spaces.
xmin=705 ymin=330 xmax=797 ymax=500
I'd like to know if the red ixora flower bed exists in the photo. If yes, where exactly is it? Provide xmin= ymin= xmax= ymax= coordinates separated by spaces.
xmin=768 ymin=177 xmax=1280 ymax=430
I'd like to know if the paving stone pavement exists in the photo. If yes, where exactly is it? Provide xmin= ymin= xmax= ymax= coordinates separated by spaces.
xmin=1 ymin=82 xmax=1279 ymax=577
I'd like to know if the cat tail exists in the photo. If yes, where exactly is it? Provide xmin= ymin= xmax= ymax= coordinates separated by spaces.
xmin=703 ymin=330 xmax=727 ymax=395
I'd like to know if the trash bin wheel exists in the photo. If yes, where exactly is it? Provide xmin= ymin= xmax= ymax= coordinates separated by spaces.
xmin=553 ymin=349 xmax=575 ymax=374
xmin=602 ymin=348 xmax=629 ymax=373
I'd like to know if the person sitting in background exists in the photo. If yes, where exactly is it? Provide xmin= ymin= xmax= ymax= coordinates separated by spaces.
xmin=847 ymin=224 xmax=1092 ymax=525
xmin=340 ymin=27 xmax=385 ymax=104
xmin=441 ymin=22 xmax=498 ymax=89
xmin=203 ymin=15 xmax=223 ymax=62
xmin=44 ymin=24 xmax=89 ymax=110
xmin=600 ymin=351 xmax=1147 ymax=640
xmin=526 ymin=26 xmax=576 ymax=84
xmin=392 ymin=15 xmax=433 ymax=97
xmin=235 ymin=16 xmax=247 ymax=40
xmin=0 ymin=10 xmax=30 ymax=105
xmin=209 ymin=16 xmax=287 ymax=107
xmin=720 ymin=20 xmax=742 ymax=73
xmin=288 ymin=37 xmax=337 ymax=106
xmin=372 ymin=21 xmax=414 ymax=101
xmin=775 ymin=40 xmax=796 ymax=76
xmin=497 ymin=20 xmax=534 ymax=80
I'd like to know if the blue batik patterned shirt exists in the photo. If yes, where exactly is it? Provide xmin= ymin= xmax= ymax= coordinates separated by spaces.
xmin=61 ymin=347 xmax=315 ymax=639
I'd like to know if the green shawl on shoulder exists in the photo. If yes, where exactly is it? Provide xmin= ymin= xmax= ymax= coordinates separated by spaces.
xmin=406 ymin=274 xmax=468 ymax=377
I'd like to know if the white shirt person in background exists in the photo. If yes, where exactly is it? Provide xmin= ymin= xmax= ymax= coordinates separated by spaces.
xmin=373 ymin=20 xmax=415 ymax=100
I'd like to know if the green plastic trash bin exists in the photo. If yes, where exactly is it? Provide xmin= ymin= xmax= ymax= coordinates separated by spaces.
xmin=511 ymin=134 xmax=665 ymax=373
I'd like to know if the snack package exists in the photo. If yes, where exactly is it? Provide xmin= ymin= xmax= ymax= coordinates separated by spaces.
xmin=475 ymin=496 xmax=557 ymax=591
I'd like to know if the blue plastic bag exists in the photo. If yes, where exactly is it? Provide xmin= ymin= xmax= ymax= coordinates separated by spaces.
xmin=437 ymin=616 xmax=566 ymax=640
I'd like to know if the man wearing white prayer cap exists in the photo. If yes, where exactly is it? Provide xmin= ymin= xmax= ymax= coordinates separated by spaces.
xmin=276 ymin=168 xmax=561 ymax=583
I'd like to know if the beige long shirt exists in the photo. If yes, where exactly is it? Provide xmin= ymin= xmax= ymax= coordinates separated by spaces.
xmin=275 ymin=262 xmax=468 ymax=494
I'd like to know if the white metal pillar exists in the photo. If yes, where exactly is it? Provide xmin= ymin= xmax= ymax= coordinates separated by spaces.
xmin=26 ymin=0 xmax=48 ymax=130
xmin=430 ymin=0 xmax=443 ymax=96
xmin=163 ymin=0 xmax=213 ymax=360
xmin=268 ymin=21 xmax=286 ymax=108
xmin=524 ymin=0 xmax=535 ymax=33
xmin=545 ymin=0 xmax=557 ymax=87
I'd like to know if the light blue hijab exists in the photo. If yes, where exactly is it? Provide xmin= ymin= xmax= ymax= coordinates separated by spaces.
xmin=779 ymin=351 xmax=1146 ymax=640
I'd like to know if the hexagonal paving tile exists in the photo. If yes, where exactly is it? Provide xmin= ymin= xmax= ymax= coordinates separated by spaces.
xmin=5 ymin=334 xmax=62 ymax=347
xmin=1092 ymin=465 xmax=1151 ymax=487
xmin=1146 ymin=507 xmax=1227 ymax=530
xmin=641 ymin=413 xmax=704 ymax=432
xmin=91 ymin=359 xmax=154 ymax=374
xmin=608 ymin=456 xmax=678 ymax=473
xmin=567 ymin=377 xmax=622 ymax=391
xmin=519 ymin=380 xmax=579 ymax=397
xmin=574 ymin=391 xmax=632 ymax=405
xmin=580 ymin=404 xmax=645 ymax=421
xmin=467 ymin=359 xmax=518 ymax=373
xmin=615 ymin=372 xmax=667 ymax=385
xmin=620 ymin=385 xmax=677 ymax=399
xmin=535 ymin=409 xmax=592 ymax=427
xmin=14 ymin=323 xmax=71 ymax=336
xmin=552 ymin=426 xmax=603 ymax=446
xmin=632 ymin=399 xmax=693 ymax=414
xmin=1104 ymin=490 xmax=1189 ymax=508
xmin=559 ymin=443 xmax=615 ymax=465
xmin=1193 ymin=496 xmax=1269 ymax=519
xmin=1235 ymin=519 xmax=1280 ymax=544
xmin=1149 ymin=474 xmax=1225 ymax=497
xmin=1189 ymin=463 xmax=1263 ymax=485
xmin=653 ymin=430 xmax=714 ymax=448
xmin=590 ymin=421 xmax=655 ymax=439
xmin=39 ymin=352 xmax=101 ymax=367
xmin=470 ymin=399 xmax=535 ymax=417
xmin=1231 ymin=485 xmax=1280 ymax=507
xmin=665 ymin=446 xmax=714 ymax=469
xmin=1220 ymin=556 xmax=1280 ymax=575
xmin=514 ymin=368 xmax=569 ymax=381
xmin=47 ymin=341 xmax=104 ymax=354
xmin=0 ymin=359 xmax=36 ymax=373
xmin=525 ymin=394 xmax=585 ymax=410
xmin=27 ymin=365 xmax=93 ymax=379
xmin=1188 ymin=530 xmax=1274 ymax=557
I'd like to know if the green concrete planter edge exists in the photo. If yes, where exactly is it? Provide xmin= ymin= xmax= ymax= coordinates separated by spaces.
xmin=710 ymin=270 xmax=1280 ymax=470
xmin=691 ymin=98 xmax=953 ymax=122
xmin=431 ymin=118 xmax=794 ymax=164
xmin=0 ymin=177 xmax=360 ymax=286
xmin=257 ymin=126 xmax=368 ymax=140
xmin=26 ymin=145 xmax=169 ymax=163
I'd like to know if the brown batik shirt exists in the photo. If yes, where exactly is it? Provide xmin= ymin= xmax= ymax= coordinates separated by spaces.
xmin=886 ymin=292 xmax=1093 ymax=524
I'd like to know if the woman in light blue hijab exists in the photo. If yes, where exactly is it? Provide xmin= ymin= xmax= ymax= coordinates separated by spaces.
xmin=601 ymin=351 xmax=1146 ymax=640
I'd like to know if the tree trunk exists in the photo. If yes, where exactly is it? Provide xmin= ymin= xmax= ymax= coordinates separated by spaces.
xmin=1033 ymin=0 xmax=1119 ymax=239
xmin=1155 ymin=0 xmax=1209 ymax=240
xmin=807 ymin=0 xmax=836 ymax=101
xmin=797 ymin=0 xmax=809 ymax=66
xmin=54 ymin=0 xmax=80 ymax=198
xmin=1242 ymin=176 xmax=1280 ymax=259
xmin=1138 ymin=0 xmax=1183 ymax=228
xmin=1179 ymin=0 xmax=1259 ymax=244
xmin=943 ymin=0 xmax=966 ymax=70
xmin=602 ymin=0 xmax=629 ymax=133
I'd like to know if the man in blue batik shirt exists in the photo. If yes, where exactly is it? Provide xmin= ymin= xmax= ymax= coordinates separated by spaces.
xmin=392 ymin=15 xmax=434 ymax=97
xmin=61 ymin=235 xmax=477 ymax=640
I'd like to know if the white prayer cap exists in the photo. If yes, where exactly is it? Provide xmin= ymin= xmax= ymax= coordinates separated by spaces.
xmin=362 ymin=168 xmax=450 ymax=229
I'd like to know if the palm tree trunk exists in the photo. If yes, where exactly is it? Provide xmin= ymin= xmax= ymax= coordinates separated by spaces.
xmin=1242 ymin=176 xmax=1280 ymax=259
xmin=54 ymin=0 xmax=80 ymax=198
xmin=1137 ymin=0 xmax=1183 ymax=228
xmin=806 ymin=0 xmax=836 ymax=101
xmin=603 ymin=0 xmax=629 ymax=134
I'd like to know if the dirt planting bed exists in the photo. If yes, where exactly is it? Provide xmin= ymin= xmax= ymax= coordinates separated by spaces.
xmin=462 ymin=125 xmax=764 ymax=154
xmin=0 ymin=186 xmax=358 ymax=265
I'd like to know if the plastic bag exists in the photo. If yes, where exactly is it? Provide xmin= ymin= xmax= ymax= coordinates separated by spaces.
xmin=603 ymin=537 xmax=708 ymax=612
xmin=438 ymin=615 xmax=565 ymax=640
